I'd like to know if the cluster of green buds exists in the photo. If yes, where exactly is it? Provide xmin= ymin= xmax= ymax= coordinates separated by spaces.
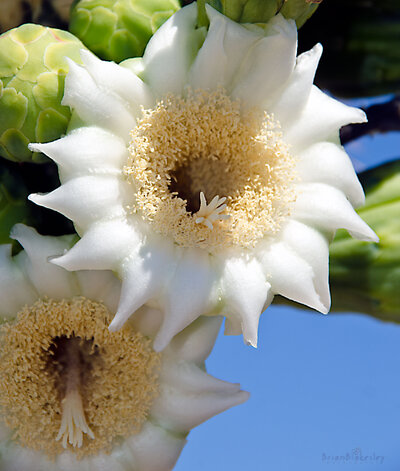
xmin=69 ymin=0 xmax=180 ymax=63
xmin=329 ymin=161 xmax=400 ymax=322
xmin=0 ymin=24 xmax=85 ymax=162
xmin=205 ymin=0 xmax=322 ymax=27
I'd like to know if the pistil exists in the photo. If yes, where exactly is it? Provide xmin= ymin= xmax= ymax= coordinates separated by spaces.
xmin=195 ymin=192 xmax=230 ymax=229
xmin=56 ymin=338 xmax=94 ymax=449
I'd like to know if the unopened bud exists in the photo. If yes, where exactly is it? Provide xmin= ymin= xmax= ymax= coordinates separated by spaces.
xmin=0 ymin=24 xmax=85 ymax=163
xmin=69 ymin=0 xmax=180 ymax=63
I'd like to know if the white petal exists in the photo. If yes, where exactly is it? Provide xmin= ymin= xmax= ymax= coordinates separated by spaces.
xmin=57 ymin=453 xmax=92 ymax=471
xmin=232 ymin=14 xmax=297 ymax=109
xmin=297 ymin=141 xmax=365 ymax=208
xmin=259 ymin=239 xmax=328 ymax=313
xmin=127 ymin=422 xmax=186 ymax=471
xmin=29 ymin=127 xmax=128 ymax=181
xmin=0 ymin=244 xmax=37 ymax=318
xmin=62 ymin=60 xmax=135 ymax=140
xmin=0 ymin=418 xmax=11 ymax=441
xmin=188 ymin=7 xmax=260 ymax=91
xmin=29 ymin=176 xmax=127 ymax=231
xmin=284 ymin=86 xmax=367 ymax=152
xmin=170 ymin=316 xmax=222 ymax=363
xmin=187 ymin=13 xmax=227 ymax=90
xmin=151 ymin=384 xmax=249 ymax=432
xmin=220 ymin=257 xmax=270 ymax=347
xmin=142 ymin=4 xmax=200 ymax=97
xmin=109 ymin=237 xmax=177 ymax=332
xmin=53 ymin=219 xmax=140 ymax=271
xmin=75 ymin=270 xmax=121 ymax=314
xmin=160 ymin=356 xmax=240 ymax=395
xmin=85 ymin=454 xmax=128 ymax=471
xmin=269 ymin=43 xmax=322 ymax=127
xmin=294 ymin=183 xmax=378 ymax=242
xmin=128 ymin=306 xmax=163 ymax=338
xmin=80 ymin=49 xmax=154 ymax=112
xmin=280 ymin=220 xmax=331 ymax=309
xmin=10 ymin=225 xmax=79 ymax=299
xmin=0 ymin=447 xmax=52 ymax=471
xmin=153 ymin=249 xmax=214 ymax=352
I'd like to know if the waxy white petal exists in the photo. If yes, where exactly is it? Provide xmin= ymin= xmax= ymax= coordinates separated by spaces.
xmin=127 ymin=422 xmax=186 ymax=471
xmin=269 ymin=43 xmax=322 ymax=127
xmin=52 ymin=219 xmax=140 ymax=271
xmin=29 ymin=127 xmax=128 ymax=181
xmin=170 ymin=316 xmax=222 ymax=363
xmin=0 ymin=245 xmax=37 ymax=318
xmin=80 ymin=49 xmax=154 ymax=113
xmin=297 ymin=141 xmax=365 ymax=208
xmin=151 ymin=384 xmax=249 ymax=432
xmin=76 ymin=270 xmax=121 ymax=314
xmin=30 ymin=176 xmax=127 ymax=232
xmin=294 ymin=183 xmax=378 ymax=242
xmin=188 ymin=6 xmax=260 ymax=91
xmin=10 ymin=225 xmax=78 ymax=299
xmin=259 ymin=240 xmax=328 ymax=313
xmin=232 ymin=14 xmax=297 ymax=109
xmin=280 ymin=220 xmax=331 ymax=309
xmin=154 ymin=249 xmax=214 ymax=352
xmin=285 ymin=86 xmax=367 ymax=151
xmin=220 ymin=257 xmax=270 ymax=347
xmin=160 ymin=357 xmax=240 ymax=394
xmin=63 ymin=60 xmax=135 ymax=140
xmin=109 ymin=238 xmax=177 ymax=332
xmin=142 ymin=4 xmax=200 ymax=97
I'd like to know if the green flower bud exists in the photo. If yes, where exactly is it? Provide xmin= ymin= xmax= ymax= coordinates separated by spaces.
xmin=205 ymin=0 xmax=321 ymax=27
xmin=69 ymin=0 xmax=180 ymax=63
xmin=280 ymin=0 xmax=322 ymax=28
xmin=329 ymin=160 xmax=400 ymax=322
xmin=206 ymin=0 xmax=284 ymax=24
xmin=0 ymin=24 xmax=86 ymax=163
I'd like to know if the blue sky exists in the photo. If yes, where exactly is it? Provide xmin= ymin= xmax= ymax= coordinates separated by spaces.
xmin=175 ymin=102 xmax=400 ymax=471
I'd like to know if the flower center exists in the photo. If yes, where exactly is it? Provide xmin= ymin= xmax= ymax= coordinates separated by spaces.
xmin=0 ymin=297 xmax=160 ymax=458
xmin=125 ymin=89 xmax=296 ymax=252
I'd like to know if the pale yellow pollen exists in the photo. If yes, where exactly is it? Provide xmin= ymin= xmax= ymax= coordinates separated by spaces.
xmin=0 ymin=297 xmax=160 ymax=459
xmin=195 ymin=192 xmax=230 ymax=230
xmin=125 ymin=88 xmax=297 ymax=252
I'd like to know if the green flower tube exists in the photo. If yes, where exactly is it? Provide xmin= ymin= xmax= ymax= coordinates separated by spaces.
xmin=329 ymin=160 xmax=400 ymax=322
xmin=0 ymin=24 xmax=85 ymax=163
xmin=69 ymin=0 xmax=180 ymax=63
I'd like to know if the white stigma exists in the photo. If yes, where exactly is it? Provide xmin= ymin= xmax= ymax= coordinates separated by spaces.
xmin=195 ymin=192 xmax=230 ymax=230
xmin=55 ymin=338 xmax=94 ymax=448
xmin=56 ymin=389 xmax=95 ymax=448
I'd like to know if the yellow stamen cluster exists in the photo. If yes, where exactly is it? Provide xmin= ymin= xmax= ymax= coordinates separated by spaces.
xmin=0 ymin=297 xmax=160 ymax=459
xmin=125 ymin=88 xmax=296 ymax=252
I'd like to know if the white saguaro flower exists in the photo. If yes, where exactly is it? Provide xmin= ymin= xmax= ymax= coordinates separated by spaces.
xmin=29 ymin=4 xmax=377 ymax=351
xmin=0 ymin=224 xmax=248 ymax=471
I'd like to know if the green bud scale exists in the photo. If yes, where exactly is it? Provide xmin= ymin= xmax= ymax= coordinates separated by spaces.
xmin=0 ymin=24 xmax=85 ymax=163
xmin=69 ymin=0 xmax=180 ymax=63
